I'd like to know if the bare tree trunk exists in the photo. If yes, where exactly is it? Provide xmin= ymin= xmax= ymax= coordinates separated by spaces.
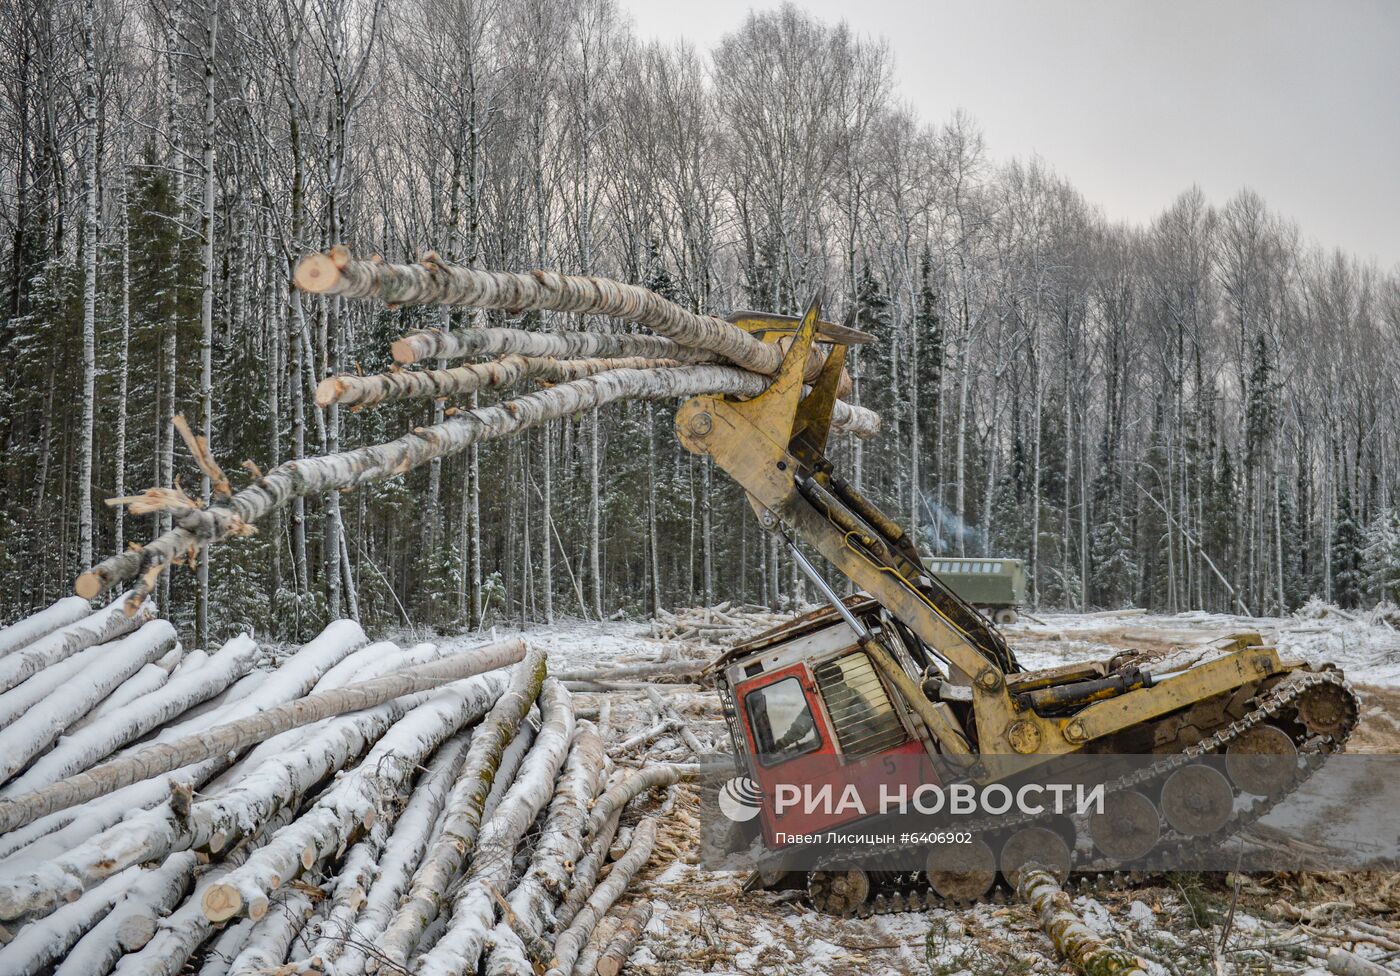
xmin=195 ymin=8 xmax=219 ymax=647
xmin=78 ymin=0 xmax=98 ymax=571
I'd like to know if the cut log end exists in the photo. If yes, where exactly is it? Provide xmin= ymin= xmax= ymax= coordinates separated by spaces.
xmin=315 ymin=376 xmax=345 ymax=408
xmin=74 ymin=572 xmax=102 ymax=600
xmin=201 ymin=882 xmax=244 ymax=922
xmin=389 ymin=337 xmax=419 ymax=364
xmin=294 ymin=253 xmax=342 ymax=294
xmin=116 ymin=914 xmax=158 ymax=951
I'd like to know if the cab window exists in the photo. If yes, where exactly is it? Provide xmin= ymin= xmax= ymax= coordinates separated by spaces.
xmin=745 ymin=677 xmax=821 ymax=766
xmin=814 ymin=652 xmax=909 ymax=761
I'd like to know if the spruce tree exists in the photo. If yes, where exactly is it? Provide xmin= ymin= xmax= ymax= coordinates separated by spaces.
xmin=1332 ymin=489 xmax=1366 ymax=609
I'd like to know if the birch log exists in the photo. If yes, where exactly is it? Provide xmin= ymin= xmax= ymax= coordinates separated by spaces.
xmin=53 ymin=851 xmax=200 ymax=975
xmin=585 ymin=763 xmax=702 ymax=838
xmin=0 ymin=636 xmax=525 ymax=834
xmin=596 ymin=901 xmax=653 ymax=976
xmin=571 ymin=912 xmax=621 ymax=976
xmin=0 ymin=596 xmax=94 ymax=658
xmin=547 ymin=818 xmax=657 ymax=976
xmin=1015 ymin=867 xmax=1147 ymax=976
xmin=375 ymin=644 xmax=548 ymax=971
xmin=482 ymin=724 xmax=605 ymax=975
xmin=68 ymin=662 xmax=169 ymax=733
xmin=416 ymin=679 xmax=575 ymax=976
xmin=5 ymin=633 xmax=259 ymax=794
xmin=0 ymin=865 xmax=139 ymax=975
xmin=0 ymin=620 xmax=177 ymax=787
xmin=295 ymin=250 xmax=784 ymax=374
xmin=0 ymin=595 xmax=146 ymax=694
xmin=320 ymin=731 xmax=472 ymax=975
xmin=554 ymin=807 xmax=624 ymax=934
xmin=199 ymin=672 xmax=509 ymax=922
xmin=645 ymin=686 xmax=707 ymax=757
xmin=318 ymin=354 xmax=690 ymax=408
xmin=223 ymin=889 xmax=314 ymax=975
xmin=386 ymin=326 xmax=716 ymax=367
xmin=195 ymin=916 xmax=254 ymax=976
xmin=0 ymin=600 xmax=156 ymax=728
xmin=110 ymin=806 xmax=297 ymax=976
xmin=79 ymin=362 xmax=876 ymax=606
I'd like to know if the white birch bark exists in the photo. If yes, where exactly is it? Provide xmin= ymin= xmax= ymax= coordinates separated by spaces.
xmin=485 ymin=923 xmax=534 ymax=976
xmin=0 ymin=595 xmax=152 ymax=696
xmin=109 ymin=805 xmax=297 ymax=976
xmin=1016 ymin=867 xmax=1146 ymax=976
xmin=319 ymin=354 xmax=689 ymax=408
xmin=0 ymin=865 xmax=138 ymax=976
xmin=194 ymin=8 xmax=220 ymax=648
xmin=54 ymin=851 xmax=200 ymax=975
xmin=195 ymin=916 xmax=254 ymax=976
xmin=595 ymin=900 xmax=652 ymax=976
xmin=81 ymin=367 xmax=877 ymax=604
xmin=296 ymin=251 xmax=784 ymax=374
xmin=387 ymin=326 xmax=716 ymax=367
xmin=322 ymin=732 xmax=472 ymax=975
xmin=223 ymin=889 xmax=313 ymax=975
xmin=5 ymin=634 xmax=258 ymax=794
xmin=0 ymin=636 xmax=521 ymax=836
xmin=573 ymin=912 xmax=622 ymax=976
xmin=546 ymin=818 xmax=657 ymax=976
xmin=0 ymin=620 xmax=178 ymax=787
xmin=416 ymin=679 xmax=575 ymax=976
xmin=375 ymin=644 xmax=548 ymax=970
xmin=0 ymin=597 xmax=91 ymax=658
xmin=584 ymin=763 xmax=701 ymax=837
xmin=67 ymin=662 xmax=169 ymax=733
xmin=199 ymin=671 xmax=509 ymax=922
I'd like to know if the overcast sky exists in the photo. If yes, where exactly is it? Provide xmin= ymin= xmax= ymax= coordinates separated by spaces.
xmin=621 ymin=0 xmax=1400 ymax=269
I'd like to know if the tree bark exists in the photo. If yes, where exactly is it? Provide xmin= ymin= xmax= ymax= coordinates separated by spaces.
xmin=415 ymin=679 xmax=574 ymax=976
xmin=374 ymin=644 xmax=548 ymax=970
xmin=0 ymin=637 xmax=525 ymax=836
xmin=0 ymin=595 xmax=148 ymax=694
xmin=596 ymin=900 xmax=652 ymax=976
xmin=0 ymin=597 xmax=91 ymax=658
xmin=1016 ymin=866 xmax=1146 ymax=976
xmin=546 ymin=817 xmax=657 ymax=976
xmin=389 ymin=326 xmax=716 ymax=367
xmin=295 ymin=250 xmax=785 ymax=374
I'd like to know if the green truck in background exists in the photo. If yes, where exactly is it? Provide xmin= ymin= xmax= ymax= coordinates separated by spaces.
xmin=926 ymin=557 xmax=1026 ymax=625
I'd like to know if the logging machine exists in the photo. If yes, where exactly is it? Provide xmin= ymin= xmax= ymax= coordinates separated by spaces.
xmin=678 ymin=295 xmax=1359 ymax=915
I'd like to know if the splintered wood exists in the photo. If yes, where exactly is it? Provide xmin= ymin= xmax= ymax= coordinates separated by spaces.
xmin=0 ymin=599 xmax=691 ymax=975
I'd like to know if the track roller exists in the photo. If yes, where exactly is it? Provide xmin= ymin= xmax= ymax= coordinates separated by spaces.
xmin=1089 ymin=789 xmax=1160 ymax=861
xmin=926 ymin=837 xmax=997 ymax=901
xmin=999 ymin=826 xmax=1070 ymax=887
xmin=1225 ymin=724 xmax=1298 ymax=796
xmin=1160 ymin=764 xmax=1234 ymax=835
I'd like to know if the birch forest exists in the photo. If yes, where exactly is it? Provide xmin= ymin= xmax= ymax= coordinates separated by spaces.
xmin=3 ymin=0 xmax=1399 ymax=647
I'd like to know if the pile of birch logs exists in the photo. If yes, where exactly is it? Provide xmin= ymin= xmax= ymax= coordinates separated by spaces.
xmin=0 ymin=596 xmax=697 ymax=975
xmin=76 ymin=247 xmax=880 ymax=615
xmin=649 ymin=602 xmax=794 ymax=646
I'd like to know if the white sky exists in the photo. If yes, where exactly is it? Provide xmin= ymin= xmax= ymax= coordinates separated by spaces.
xmin=619 ymin=0 xmax=1400 ymax=269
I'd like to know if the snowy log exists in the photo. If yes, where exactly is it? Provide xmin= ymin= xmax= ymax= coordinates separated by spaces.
xmin=68 ymin=662 xmax=169 ymax=733
xmin=585 ymin=763 xmax=701 ymax=838
xmin=0 ymin=635 xmax=524 ymax=834
xmin=375 ymin=644 xmax=548 ymax=971
xmin=484 ymin=923 xmax=534 ymax=976
xmin=53 ymin=851 xmax=200 ymax=975
xmin=222 ymin=889 xmax=314 ymax=975
xmin=0 ymin=597 xmax=93 ymax=658
xmin=195 ymin=916 xmax=254 ymax=976
xmin=386 ymin=326 xmax=717 ymax=367
xmin=295 ymin=250 xmax=784 ymax=374
xmin=546 ymin=817 xmax=657 ymax=976
xmin=109 ymin=806 xmax=296 ymax=976
xmin=321 ymin=731 xmax=472 ymax=976
xmin=0 ymin=619 xmax=177 ymax=787
xmin=596 ymin=901 xmax=652 ymax=976
xmin=1016 ymin=867 xmax=1147 ymax=976
xmin=80 ymin=361 xmax=877 ymax=604
xmin=0 ymin=865 xmax=138 ymax=975
xmin=0 ymin=595 xmax=146 ymax=695
xmin=6 ymin=633 xmax=259 ymax=794
xmin=571 ymin=912 xmax=622 ymax=976
xmin=0 ymin=599 xmax=157 ymax=728
xmin=553 ymin=806 xmax=623 ymax=934
xmin=199 ymin=671 xmax=509 ymax=922
xmin=318 ymin=354 xmax=690 ymax=408
xmin=416 ymin=679 xmax=575 ymax=976
xmin=645 ymin=686 xmax=707 ymax=757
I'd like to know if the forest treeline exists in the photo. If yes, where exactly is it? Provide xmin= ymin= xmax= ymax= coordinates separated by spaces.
xmin=2 ymin=0 xmax=1398 ymax=645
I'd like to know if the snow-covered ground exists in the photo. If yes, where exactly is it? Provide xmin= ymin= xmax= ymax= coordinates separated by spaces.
xmin=486 ymin=603 xmax=1400 ymax=976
